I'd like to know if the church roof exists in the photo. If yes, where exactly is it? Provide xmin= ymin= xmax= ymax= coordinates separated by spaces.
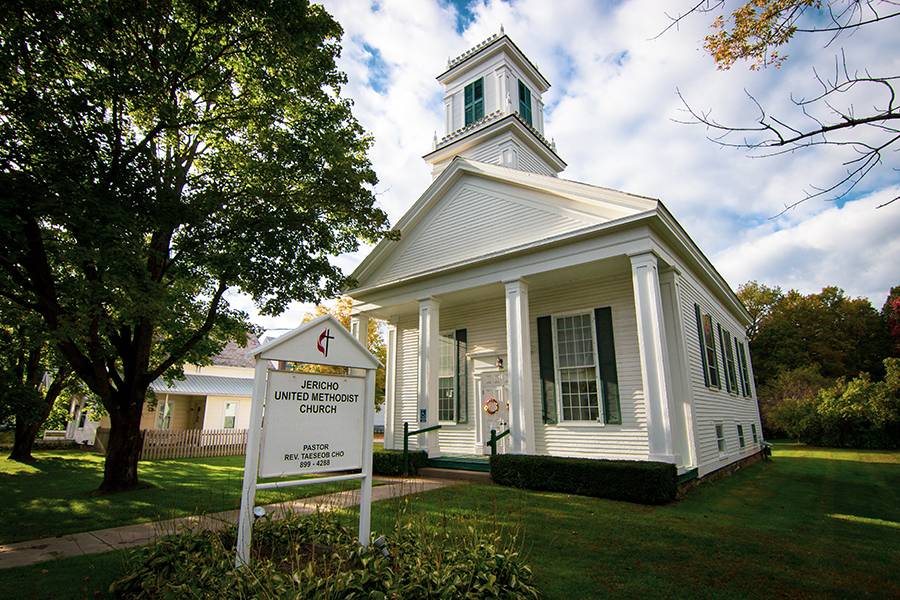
xmin=345 ymin=157 xmax=750 ymax=324
xmin=437 ymin=32 xmax=551 ymax=91
xmin=210 ymin=333 xmax=260 ymax=368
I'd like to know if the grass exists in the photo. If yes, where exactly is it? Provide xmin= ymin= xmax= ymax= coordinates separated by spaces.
xmin=0 ymin=450 xmax=374 ymax=544
xmin=2 ymin=443 xmax=898 ymax=599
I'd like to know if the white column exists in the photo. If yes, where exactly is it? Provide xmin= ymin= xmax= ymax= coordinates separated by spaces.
xmin=418 ymin=298 xmax=441 ymax=456
xmin=536 ymin=98 xmax=545 ymax=133
xmin=504 ymin=279 xmax=536 ymax=454
xmin=384 ymin=321 xmax=398 ymax=450
xmin=630 ymin=253 xmax=677 ymax=463
xmin=444 ymin=96 xmax=453 ymax=134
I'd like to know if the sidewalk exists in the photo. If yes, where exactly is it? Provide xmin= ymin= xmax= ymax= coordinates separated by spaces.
xmin=0 ymin=477 xmax=458 ymax=570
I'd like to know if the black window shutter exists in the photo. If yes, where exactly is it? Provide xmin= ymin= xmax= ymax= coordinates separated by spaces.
xmin=594 ymin=307 xmax=621 ymax=425
xmin=536 ymin=316 xmax=557 ymax=424
xmin=455 ymin=329 xmax=468 ymax=424
xmin=717 ymin=323 xmax=730 ymax=393
xmin=734 ymin=337 xmax=745 ymax=396
xmin=694 ymin=304 xmax=709 ymax=387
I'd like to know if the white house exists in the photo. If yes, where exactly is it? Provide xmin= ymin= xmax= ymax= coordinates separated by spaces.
xmin=345 ymin=31 xmax=763 ymax=478
xmin=66 ymin=336 xmax=258 ymax=444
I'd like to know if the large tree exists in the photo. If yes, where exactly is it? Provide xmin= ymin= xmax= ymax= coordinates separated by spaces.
xmin=750 ymin=286 xmax=891 ymax=385
xmin=0 ymin=301 xmax=72 ymax=462
xmin=0 ymin=1 xmax=389 ymax=491
xmin=664 ymin=0 xmax=899 ymax=212
xmin=736 ymin=280 xmax=783 ymax=341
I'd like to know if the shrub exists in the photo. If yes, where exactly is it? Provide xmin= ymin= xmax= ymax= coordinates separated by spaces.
xmin=758 ymin=365 xmax=831 ymax=437
xmin=490 ymin=454 xmax=677 ymax=504
xmin=111 ymin=511 xmax=540 ymax=599
xmin=372 ymin=448 xmax=427 ymax=476
xmin=769 ymin=358 xmax=900 ymax=449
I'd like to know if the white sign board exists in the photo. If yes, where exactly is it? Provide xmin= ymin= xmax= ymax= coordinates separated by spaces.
xmin=259 ymin=371 xmax=364 ymax=478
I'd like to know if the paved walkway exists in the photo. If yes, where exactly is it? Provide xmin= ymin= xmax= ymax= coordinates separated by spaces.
xmin=0 ymin=477 xmax=459 ymax=570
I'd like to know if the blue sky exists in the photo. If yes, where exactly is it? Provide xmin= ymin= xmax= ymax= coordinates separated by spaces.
xmin=234 ymin=0 xmax=900 ymax=331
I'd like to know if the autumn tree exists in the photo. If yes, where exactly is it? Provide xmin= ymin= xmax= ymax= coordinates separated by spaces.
xmin=663 ymin=0 xmax=899 ymax=212
xmin=0 ymin=1 xmax=389 ymax=491
xmin=751 ymin=286 xmax=890 ymax=385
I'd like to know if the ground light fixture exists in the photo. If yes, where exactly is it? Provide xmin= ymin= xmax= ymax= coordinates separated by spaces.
xmin=253 ymin=506 xmax=267 ymax=520
xmin=373 ymin=535 xmax=390 ymax=558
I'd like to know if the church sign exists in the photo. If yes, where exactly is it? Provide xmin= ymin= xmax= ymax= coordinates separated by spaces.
xmin=235 ymin=314 xmax=381 ymax=567
xmin=259 ymin=371 xmax=365 ymax=478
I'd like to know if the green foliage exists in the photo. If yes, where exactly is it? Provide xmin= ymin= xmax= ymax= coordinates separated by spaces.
xmin=751 ymin=286 xmax=891 ymax=385
xmin=111 ymin=511 xmax=540 ymax=599
xmin=769 ymin=358 xmax=900 ymax=449
xmin=736 ymin=280 xmax=783 ymax=341
xmin=883 ymin=285 xmax=900 ymax=356
xmin=372 ymin=448 xmax=427 ymax=476
xmin=0 ymin=1 xmax=390 ymax=486
xmin=758 ymin=364 xmax=832 ymax=437
xmin=490 ymin=454 xmax=677 ymax=505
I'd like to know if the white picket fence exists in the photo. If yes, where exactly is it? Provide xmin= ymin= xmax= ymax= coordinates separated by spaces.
xmin=139 ymin=428 xmax=248 ymax=460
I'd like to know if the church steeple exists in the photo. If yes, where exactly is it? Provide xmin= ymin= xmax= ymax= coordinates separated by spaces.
xmin=423 ymin=31 xmax=566 ymax=179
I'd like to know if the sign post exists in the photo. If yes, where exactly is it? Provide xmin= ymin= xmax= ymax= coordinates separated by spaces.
xmin=235 ymin=314 xmax=381 ymax=567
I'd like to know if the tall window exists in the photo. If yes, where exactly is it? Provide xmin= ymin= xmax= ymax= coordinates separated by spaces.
xmin=464 ymin=78 xmax=484 ymax=125
xmin=737 ymin=424 xmax=745 ymax=448
xmin=156 ymin=398 xmax=172 ymax=430
xmin=751 ymin=423 xmax=758 ymax=444
xmin=723 ymin=329 xmax=738 ymax=393
xmin=518 ymin=80 xmax=532 ymax=126
xmin=438 ymin=333 xmax=457 ymax=422
xmin=223 ymin=402 xmax=237 ymax=429
xmin=715 ymin=423 xmax=726 ymax=453
xmin=554 ymin=313 xmax=600 ymax=421
xmin=738 ymin=342 xmax=751 ymax=397
xmin=701 ymin=314 xmax=721 ymax=388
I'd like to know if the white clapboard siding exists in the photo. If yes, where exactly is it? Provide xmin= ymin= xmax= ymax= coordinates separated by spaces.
xmin=676 ymin=273 xmax=763 ymax=476
xmin=391 ymin=270 xmax=651 ymax=460
xmin=371 ymin=180 xmax=601 ymax=286
xmin=529 ymin=272 xmax=649 ymax=459
xmin=515 ymin=143 xmax=557 ymax=177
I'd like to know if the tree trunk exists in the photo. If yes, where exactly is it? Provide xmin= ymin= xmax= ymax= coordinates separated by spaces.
xmin=98 ymin=393 xmax=146 ymax=493
xmin=8 ymin=416 xmax=45 ymax=462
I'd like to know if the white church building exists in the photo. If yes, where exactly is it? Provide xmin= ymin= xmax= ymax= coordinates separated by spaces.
xmin=346 ymin=32 xmax=763 ymax=478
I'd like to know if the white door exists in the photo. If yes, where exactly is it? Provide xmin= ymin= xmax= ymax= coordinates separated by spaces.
xmin=476 ymin=369 xmax=509 ymax=455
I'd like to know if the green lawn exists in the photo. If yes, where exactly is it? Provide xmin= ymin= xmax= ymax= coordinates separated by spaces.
xmin=2 ymin=443 xmax=898 ymax=599
xmin=0 ymin=451 xmax=372 ymax=544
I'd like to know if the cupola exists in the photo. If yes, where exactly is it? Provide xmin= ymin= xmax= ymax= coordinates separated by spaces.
xmin=423 ymin=29 xmax=566 ymax=178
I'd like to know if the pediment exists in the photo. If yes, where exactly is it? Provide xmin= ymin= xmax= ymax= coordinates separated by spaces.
xmin=364 ymin=175 xmax=610 ymax=287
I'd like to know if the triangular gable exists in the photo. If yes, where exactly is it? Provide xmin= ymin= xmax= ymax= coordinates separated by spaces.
xmin=250 ymin=314 xmax=380 ymax=369
xmin=352 ymin=158 xmax=656 ymax=289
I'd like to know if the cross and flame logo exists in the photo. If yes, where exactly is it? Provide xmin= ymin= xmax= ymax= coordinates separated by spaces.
xmin=316 ymin=328 xmax=334 ymax=357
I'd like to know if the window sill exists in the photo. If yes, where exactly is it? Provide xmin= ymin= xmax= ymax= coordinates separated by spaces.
xmin=550 ymin=421 xmax=607 ymax=428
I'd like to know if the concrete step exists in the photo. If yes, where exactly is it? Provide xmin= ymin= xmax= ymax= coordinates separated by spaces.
xmin=418 ymin=467 xmax=493 ymax=483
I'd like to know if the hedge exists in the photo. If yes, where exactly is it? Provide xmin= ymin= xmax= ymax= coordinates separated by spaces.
xmin=372 ymin=448 xmax=428 ymax=476
xmin=490 ymin=454 xmax=677 ymax=504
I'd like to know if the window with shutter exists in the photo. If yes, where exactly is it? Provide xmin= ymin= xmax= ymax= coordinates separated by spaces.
xmin=464 ymin=78 xmax=484 ymax=125
xmin=455 ymin=329 xmax=468 ymax=424
xmin=438 ymin=332 xmax=456 ymax=422
xmin=738 ymin=342 xmax=751 ymax=397
xmin=723 ymin=328 xmax=738 ymax=394
xmin=594 ymin=307 xmax=621 ymax=425
xmin=553 ymin=313 xmax=601 ymax=421
xmin=701 ymin=312 xmax=721 ymax=388
xmin=537 ymin=316 xmax=557 ymax=424
xmin=518 ymin=80 xmax=532 ymax=126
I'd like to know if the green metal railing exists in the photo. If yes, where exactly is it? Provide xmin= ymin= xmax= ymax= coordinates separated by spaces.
xmin=486 ymin=428 xmax=511 ymax=456
xmin=402 ymin=422 xmax=442 ymax=476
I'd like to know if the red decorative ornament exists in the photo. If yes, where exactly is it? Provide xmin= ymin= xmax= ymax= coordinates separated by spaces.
xmin=482 ymin=395 xmax=499 ymax=415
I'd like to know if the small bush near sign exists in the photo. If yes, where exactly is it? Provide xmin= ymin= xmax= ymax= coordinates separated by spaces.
xmin=372 ymin=448 xmax=427 ymax=475
xmin=490 ymin=454 xmax=678 ymax=504
xmin=111 ymin=512 xmax=539 ymax=599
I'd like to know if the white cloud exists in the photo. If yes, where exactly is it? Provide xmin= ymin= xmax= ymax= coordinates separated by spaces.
xmin=242 ymin=0 xmax=898 ymax=333
xmin=715 ymin=187 xmax=900 ymax=302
